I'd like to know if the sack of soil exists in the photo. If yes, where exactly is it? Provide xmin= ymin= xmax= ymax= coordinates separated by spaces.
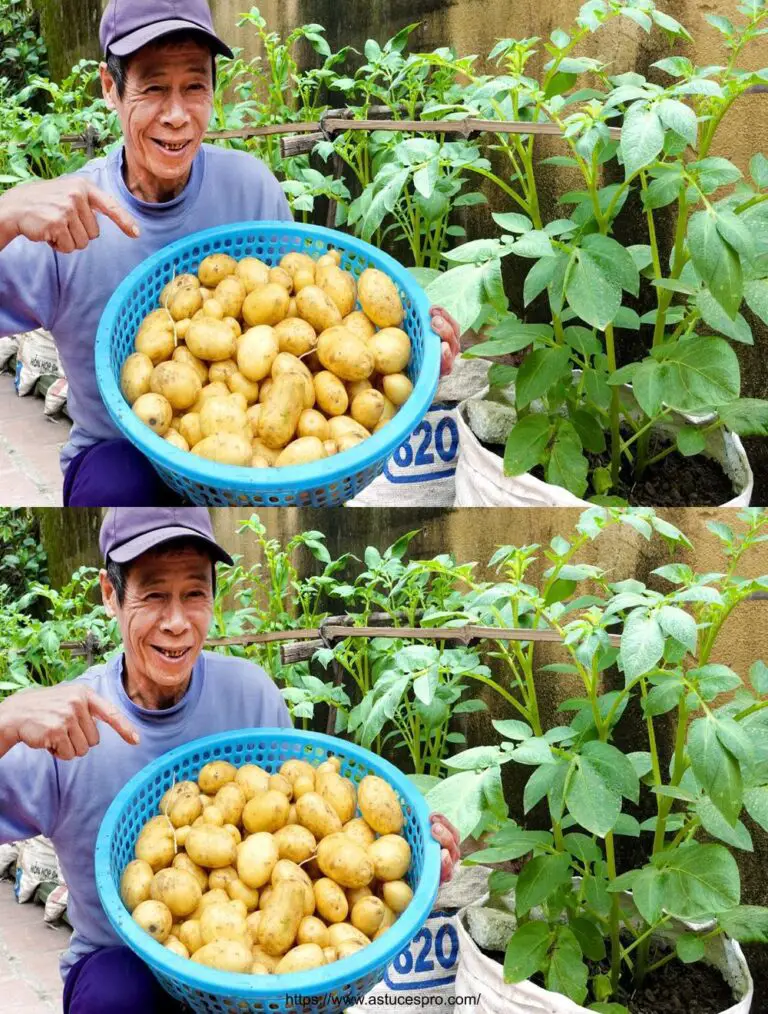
xmin=14 ymin=329 xmax=62 ymax=398
xmin=43 ymin=376 xmax=69 ymax=417
xmin=44 ymin=883 xmax=69 ymax=924
xmin=13 ymin=836 xmax=62 ymax=904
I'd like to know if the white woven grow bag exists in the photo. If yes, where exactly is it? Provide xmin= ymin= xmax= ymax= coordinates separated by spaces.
xmin=453 ymin=387 xmax=753 ymax=508
xmin=454 ymin=893 xmax=754 ymax=1014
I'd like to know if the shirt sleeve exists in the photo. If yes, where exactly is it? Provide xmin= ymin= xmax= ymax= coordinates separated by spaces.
xmin=0 ymin=742 xmax=60 ymax=844
xmin=0 ymin=235 xmax=60 ymax=338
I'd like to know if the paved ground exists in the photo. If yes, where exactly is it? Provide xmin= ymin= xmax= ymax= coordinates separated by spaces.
xmin=0 ymin=879 xmax=68 ymax=1011
xmin=0 ymin=372 xmax=70 ymax=506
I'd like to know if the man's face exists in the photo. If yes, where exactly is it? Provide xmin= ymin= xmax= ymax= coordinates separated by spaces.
xmin=100 ymin=38 xmax=213 ymax=192
xmin=101 ymin=544 xmax=214 ymax=693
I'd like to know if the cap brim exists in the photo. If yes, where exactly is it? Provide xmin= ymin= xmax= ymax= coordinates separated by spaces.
xmin=107 ymin=526 xmax=233 ymax=567
xmin=108 ymin=19 xmax=233 ymax=59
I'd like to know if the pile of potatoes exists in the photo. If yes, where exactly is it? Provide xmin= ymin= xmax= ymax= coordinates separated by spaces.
xmin=120 ymin=755 xmax=416 ymax=977
xmin=119 ymin=249 xmax=416 ymax=469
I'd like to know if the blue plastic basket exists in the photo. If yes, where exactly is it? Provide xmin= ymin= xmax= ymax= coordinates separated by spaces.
xmin=94 ymin=222 xmax=439 ymax=506
xmin=95 ymin=728 xmax=441 ymax=1014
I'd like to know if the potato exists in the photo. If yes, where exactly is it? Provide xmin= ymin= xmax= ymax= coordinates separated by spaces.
xmin=200 ymin=902 xmax=248 ymax=946
xmin=251 ymin=439 xmax=280 ymax=466
xmin=318 ymin=773 xmax=357 ymax=824
xmin=120 ymin=859 xmax=154 ymax=913
xmin=351 ymin=389 xmax=386 ymax=431
xmin=274 ymin=317 xmax=318 ymax=357
xmin=241 ymin=790 xmax=290 ymax=834
xmin=346 ymin=886 xmax=373 ymax=908
xmin=259 ymin=378 xmax=274 ymax=404
xmin=150 ymin=868 xmax=202 ymax=919
xmin=318 ymin=266 xmax=357 ymax=317
xmin=192 ymin=939 xmax=252 ymax=973
xmin=280 ymin=252 xmax=317 ymax=279
xmin=316 ymin=252 xmax=339 ymax=272
xmin=214 ymin=783 xmax=246 ymax=826
xmin=342 ymin=311 xmax=376 ymax=343
xmin=238 ymin=325 xmax=279 ymax=382
xmin=382 ymin=373 xmax=413 ymax=406
xmin=272 ymin=861 xmax=315 ymax=917
xmin=175 ymin=919 xmax=202 ymax=956
xmin=142 ymin=307 xmax=177 ymax=332
xmin=381 ymin=880 xmax=412 ymax=915
xmin=292 ymin=267 xmax=316 ymax=293
xmin=273 ymin=824 xmax=317 ymax=864
xmin=318 ymin=757 xmax=342 ymax=776
xmin=351 ymin=896 xmax=387 ymax=938
xmin=292 ymin=775 xmax=316 ymax=799
xmin=135 ymin=326 xmax=175 ymax=365
xmin=172 ymin=853 xmax=208 ymax=893
xmin=227 ymin=370 xmax=260 ymax=405
xmin=198 ymin=253 xmax=238 ymax=288
xmin=224 ymin=824 xmax=242 ymax=845
xmin=296 ymin=286 xmax=343 ymax=333
xmin=192 ymin=433 xmax=252 ymax=466
xmin=141 ymin=814 xmax=175 ymax=836
xmin=207 ymin=358 xmax=238 ymax=385
xmin=369 ymin=835 xmax=412 ymax=881
xmin=327 ymin=923 xmax=371 ymax=948
xmin=358 ymin=268 xmax=405 ymax=328
xmin=168 ymin=285 xmax=203 ymax=321
xmin=237 ymin=831 xmax=279 ymax=889
xmin=133 ymin=899 xmax=173 ymax=943
xmin=224 ymin=316 xmax=242 ymax=339
xmin=199 ymin=396 xmax=248 ymax=440
xmin=251 ymin=961 xmax=271 ymax=975
xmin=258 ymin=880 xmax=305 ymax=956
xmin=297 ymin=916 xmax=330 ymax=949
xmin=174 ymin=318 xmax=191 ymax=340
xmin=275 ymin=437 xmax=326 ymax=467
xmin=150 ymin=361 xmax=202 ymax=413
xmin=168 ymin=791 xmax=203 ymax=828
xmin=226 ymin=878 xmax=260 ymax=912
xmin=133 ymin=393 xmax=174 ymax=436
xmin=191 ymin=381 xmax=230 ymax=414
xmin=316 ymin=835 xmax=374 ymax=889
xmin=347 ymin=379 xmax=372 ymax=401
xmin=272 ymin=352 xmax=315 ymax=410
xmin=193 ymin=889 xmax=230 ymax=919
xmin=296 ymin=792 xmax=343 ymax=839
xmin=171 ymin=345 xmax=208 ymax=384
xmin=358 ymin=775 xmax=404 ymax=834
xmin=310 ymin=877 xmax=347 ymax=924
xmin=259 ymin=886 xmax=275 ymax=911
xmin=164 ymin=934 xmax=190 ymax=960
xmin=215 ymin=276 xmax=247 ymax=319
xmin=297 ymin=409 xmax=330 ymax=442
xmin=203 ymin=804 xmax=226 ymax=826
xmin=120 ymin=353 xmax=154 ymax=405
xmin=328 ymin=416 xmax=370 ymax=443
xmin=317 ymin=326 xmax=375 ymax=382
xmin=185 ymin=826 xmax=237 ymax=869
xmin=269 ymin=266 xmax=294 ymax=291
xmin=337 ymin=939 xmax=366 ymax=959
xmin=186 ymin=319 xmax=237 ymax=362
xmin=179 ymin=412 xmax=203 ymax=449
xmin=258 ymin=374 xmax=305 ymax=450
xmin=233 ymin=764 xmax=270 ymax=801
xmin=208 ymin=866 xmax=239 ymax=892
xmin=314 ymin=371 xmax=348 ymax=417
xmin=202 ymin=298 xmax=224 ymax=320
xmin=342 ymin=818 xmax=377 ymax=849
xmin=243 ymin=283 xmax=291 ymax=327
xmin=235 ymin=256 xmax=270 ymax=293
xmin=275 ymin=943 xmax=326 ymax=974
xmin=323 ymin=945 xmax=339 ymax=964
xmin=369 ymin=328 xmax=412 ymax=375
xmin=251 ymin=946 xmax=278 ymax=974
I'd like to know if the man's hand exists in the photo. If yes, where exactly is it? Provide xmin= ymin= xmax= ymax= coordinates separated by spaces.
xmin=430 ymin=812 xmax=461 ymax=885
xmin=0 ymin=177 xmax=140 ymax=254
xmin=0 ymin=684 xmax=140 ymax=761
xmin=430 ymin=307 xmax=461 ymax=377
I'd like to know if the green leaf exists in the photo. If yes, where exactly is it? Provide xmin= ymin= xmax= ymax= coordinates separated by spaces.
xmin=547 ymin=420 xmax=588 ymax=499
xmin=582 ymin=741 xmax=640 ymax=803
xmin=444 ymin=238 xmax=504 ymax=265
xmin=696 ymin=797 xmax=753 ymax=851
xmin=426 ymin=264 xmax=487 ymax=335
xmin=566 ymin=757 xmax=621 ymax=837
xmin=688 ymin=718 xmax=742 ymax=825
xmin=628 ymin=866 xmax=666 ymax=923
xmin=470 ymin=319 xmax=554 ymax=357
xmin=493 ymin=719 xmax=533 ymax=741
xmin=654 ymin=844 xmax=740 ymax=919
xmin=750 ymin=153 xmax=768 ymax=190
xmin=743 ymin=787 xmax=768 ymax=832
xmin=493 ymin=212 xmax=533 ymax=234
xmin=567 ymin=251 xmax=622 ymax=329
xmin=443 ymin=746 xmax=505 ymax=771
xmin=676 ymin=427 xmax=707 ymax=457
xmin=516 ymin=347 xmax=572 ymax=408
xmin=687 ymin=211 xmax=743 ymax=319
xmin=524 ymin=257 xmax=559 ymax=306
xmin=581 ymin=235 xmax=640 ymax=298
xmin=689 ymin=664 xmax=742 ymax=700
xmin=719 ymin=399 xmax=768 ymax=436
xmin=547 ymin=926 xmax=588 ymax=1006
xmin=509 ymin=231 xmax=555 ymax=259
xmin=744 ymin=280 xmax=768 ymax=326
xmin=516 ymin=853 xmax=573 ymax=916
xmin=656 ymin=604 xmax=698 ymax=652
xmin=503 ymin=921 xmax=551 ymax=983
xmin=621 ymin=107 xmax=665 ymax=178
xmin=750 ymin=660 xmax=768 ymax=694
xmin=488 ymin=870 xmax=518 ymax=896
xmin=643 ymin=172 xmax=684 ymax=210
xmin=504 ymin=415 xmax=553 ymax=476
xmin=620 ymin=613 xmax=665 ymax=680
xmin=690 ymin=157 xmax=742 ymax=193
xmin=563 ymin=833 xmax=601 ymax=865
xmin=571 ymin=409 xmax=606 ymax=454
xmin=676 ymin=933 xmax=706 ymax=964
xmin=719 ymin=906 xmax=768 ymax=943
xmin=697 ymin=290 xmax=753 ymax=345
xmin=657 ymin=99 xmax=698 ymax=145
xmin=653 ymin=337 xmax=740 ymax=412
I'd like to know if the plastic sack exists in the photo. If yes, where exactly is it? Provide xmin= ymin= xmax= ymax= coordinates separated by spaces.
xmin=44 ymin=376 xmax=69 ymax=417
xmin=14 ymin=329 xmax=62 ymax=398
xmin=13 ymin=836 xmax=61 ymax=904
xmin=0 ymin=334 xmax=19 ymax=372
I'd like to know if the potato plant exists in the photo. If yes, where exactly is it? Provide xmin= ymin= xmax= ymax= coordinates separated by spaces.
xmin=427 ymin=0 xmax=768 ymax=501
xmin=429 ymin=506 xmax=768 ymax=1010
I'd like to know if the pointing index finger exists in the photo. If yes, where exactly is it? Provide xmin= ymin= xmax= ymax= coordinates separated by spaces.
xmin=86 ymin=691 xmax=140 ymax=745
xmin=87 ymin=185 xmax=140 ymax=239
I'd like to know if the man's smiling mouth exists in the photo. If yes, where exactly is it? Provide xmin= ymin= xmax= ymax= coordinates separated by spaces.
xmin=152 ymin=139 xmax=191 ymax=153
xmin=152 ymin=646 xmax=190 ymax=660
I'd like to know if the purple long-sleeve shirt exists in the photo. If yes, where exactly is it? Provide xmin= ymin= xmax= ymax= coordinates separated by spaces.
xmin=0 ymin=144 xmax=293 ymax=471
xmin=0 ymin=650 xmax=292 ymax=980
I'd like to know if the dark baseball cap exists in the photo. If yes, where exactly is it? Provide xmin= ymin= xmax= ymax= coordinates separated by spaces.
xmin=100 ymin=0 xmax=233 ymax=59
xmin=100 ymin=507 xmax=233 ymax=566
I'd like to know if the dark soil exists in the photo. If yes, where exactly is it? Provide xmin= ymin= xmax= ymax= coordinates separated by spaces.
xmin=482 ymin=426 xmax=735 ymax=506
xmin=478 ymin=938 xmax=736 ymax=1014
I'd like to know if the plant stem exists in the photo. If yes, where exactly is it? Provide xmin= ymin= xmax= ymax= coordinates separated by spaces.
xmin=604 ymin=324 xmax=621 ymax=489
xmin=605 ymin=832 xmax=622 ymax=995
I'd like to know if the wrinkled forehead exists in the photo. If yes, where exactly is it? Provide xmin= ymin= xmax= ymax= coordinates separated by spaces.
xmin=122 ymin=35 xmax=214 ymax=80
xmin=128 ymin=542 xmax=215 ymax=585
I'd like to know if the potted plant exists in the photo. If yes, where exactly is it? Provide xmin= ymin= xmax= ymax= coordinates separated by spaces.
xmin=426 ymin=0 xmax=768 ymax=507
xmin=427 ymin=506 xmax=768 ymax=1013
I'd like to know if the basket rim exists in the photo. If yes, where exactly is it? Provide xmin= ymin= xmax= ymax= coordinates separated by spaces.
xmin=95 ymin=727 xmax=442 ymax=1002
xmin=94 ymin=221 xmax=440 ymax=497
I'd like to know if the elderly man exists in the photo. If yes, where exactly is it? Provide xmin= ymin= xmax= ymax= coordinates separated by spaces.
xmin=0 ymin=0 xmax=460 ymax=507
xmin=0 ymin=508 xmax=461 ymax=1013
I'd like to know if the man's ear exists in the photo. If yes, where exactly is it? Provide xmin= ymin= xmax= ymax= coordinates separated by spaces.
xmin=99 ymin=61 xmax=117 ymax=111
xmin=99 ymin=568 xmax=118 ymax=618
